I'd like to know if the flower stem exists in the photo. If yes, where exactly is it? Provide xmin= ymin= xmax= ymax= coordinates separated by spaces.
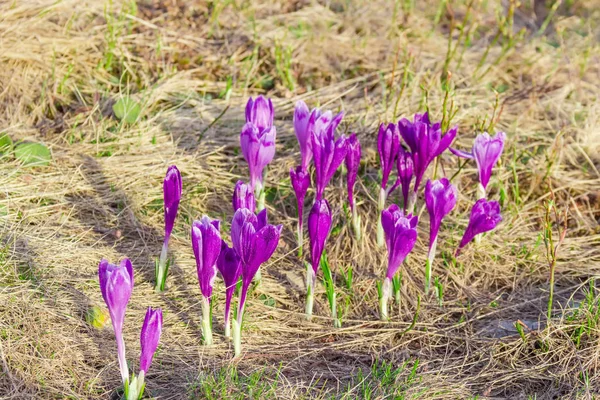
xmin=379 ymin=277 xmax=391 ymax=321
xmin=233 ymin=284 xmax=249 ymax=357
xmin=351 ymin=205 xmax=361 ymax=241
xmin=377 ymin=187 xmax=386 ymax=247
xmin=116 ymin=334 xmax=128 ymax=384
xmin=425 ymin=237 xmax=437 ymax=294
xmin=201 ymin=296 xmax=212 ymax=346
xmin=475 ymin=183 xmax=486 ymax=244
xmin=154 ymin=242 xmax=169 ymax=292
xmin=331 ymin=292 xmax=341 ymax=328
xmin=547 ymin=259 xmax=556 ymax=320
xmin=406 ymin=191 xmax=417 ymax=214
xmin=297 ymin=220 xmax=303 ymax=258
xmin=305 ymin=265 xmax=315 ymax=319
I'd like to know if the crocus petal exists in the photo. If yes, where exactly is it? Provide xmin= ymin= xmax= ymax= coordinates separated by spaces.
xmin=192 ymin=217 xmax=222 ymax=298
xmin=98 ymin=258 xmax=134 ymax=333
xmin=344 ymin=134 xmax=361 ymax=209
xmin=472 ymin=131 xmax=506 ymax=189
xmin=240 ymin=123 xmax=276 ymax=190
xmin=246 ymin=96 xmax=274 ymax=132
xmin=425 ymin=178 xmax=458 ymax=245
xmin=381 ymin=206 xmax=418 ymax=279
xmin=163 ymin=165 xmax=182 ymax=241
xmin=232 ymin=180 xmax=256 ymax=213
xmin=449 ymin=147 xmax=474 ymax=159
xmin=396 ymin=147 xmax=414 ymax=208
xmin=377 ymin=123 xmax=401 ymax=188
xmin=294 ymin=101 xmax=312 ymax=168
xmin=216 ymin=240 xmax=242 ymax=291
xmin=308 ymin=199 xmax=332 ymax=275
xmin=244 ymin=224 xmax=282 ymax=284
xmin=290 ymin=166 xmax=311 ymax=207
xmin=458 ymin=199 xmax=502 ymax=249
xmin=139 ymin=307 xmax=163 ymax=374
xmin=311 ymin=112 xmax=346 ymax=198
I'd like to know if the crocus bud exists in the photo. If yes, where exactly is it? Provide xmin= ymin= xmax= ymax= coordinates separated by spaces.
xmin=398 ymin=112 xmax=458 ymax=191
xmin=311 ymin=118 xmax=347 ymax=199
xmin=232 ymin=180 xmax=255 ymax=213
xmin=216 ymin=240 xmax=242 ymax=337
xmin=396 ymin=147 xmax=414 ymax=211
xmin=457 ymin=199 xmax=502 ymax=254
xmin=344 ymin=133 xmax=361 ymax=211
xmin=425 ymin=178 xmax=458 ymax=246
xmin=241 ymin=96 xmax=276 ymax=191
xmin=139 ymin=307 xmax=163 ymax=374
xmin=381 ymin=205 xmax=418 ymax=281
xmin=98 ymin=258 xmax=134 ymax=383
xmin=191 ymin=217 xmax=222 ymax=300
xmin=450 ymin=132 xmax=506 ymax=193
xmin=308 ymin=199 xmax=332 ymax=278
xmin=293 ymin=101 xmax=312 ymax=170
xmin=290 ymin=166 xmax=311 ymax=255
xmin=163 ymin=165 xmax=182 ymax=243
xmin=377 ymin=123 xmax=400 ymax=189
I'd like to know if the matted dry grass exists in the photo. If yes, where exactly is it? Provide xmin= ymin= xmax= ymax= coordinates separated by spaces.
xmin=1 ymin=0 xmax=600 ymax=398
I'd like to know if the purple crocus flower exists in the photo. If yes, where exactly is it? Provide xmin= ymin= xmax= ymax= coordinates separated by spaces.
xmin=231 ymin=208 xmax=282 ymax=356
xmin=377 ymin=123 xmax=401 ymax=190
xmin=99 ymin=258 xmax=134 ymax=383
xmin=379 ymin=205 xmax=418 ymax=320
xmin=311 ymin=117 xmax=347 ymax=200
xmin=293 ymin=101 xmax=312 ymax=170
xmin=450 ymin=132 xmax=506 ymax=197
xmin=156 ymin=165 xmax=182 ymax=291
xmin=398 ymin=112 xmax=458 ymax=193
xmin=306 ymin=199 xmax=332 ymax=318
xmin=345 ymin=133 xmax=361 ymax=212
xmin=424 ymin=178 xmax=457 ymax=293
xmin=290 ymin=166 xmax=311 ymax=255
xmin=191 ymin=216 xmax=221 ymax=345
xmin=139 ymin=307 xmax=163 ymax=374
xmin=240 ymin=96 xmax=276 ymax=192
xmin=232 ymin=180 xmax=255 ymax=213
xmin=390 ymin=146 xmax=414 ymax=211
xmin=216 ymin=240 xmax=242 ymax=338
xmin=457 ymin=199 xmax=502 ymax=255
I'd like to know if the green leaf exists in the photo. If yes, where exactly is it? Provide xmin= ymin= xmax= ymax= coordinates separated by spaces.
xmin=0 ymin=133 xmax=13 ymax=154
xmin=113 ymin=97 xmax=141 ymax=123
xmin=14 ymin=142 xmax=51 ymax=166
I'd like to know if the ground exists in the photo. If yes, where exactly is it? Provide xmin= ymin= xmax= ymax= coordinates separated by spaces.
xmin=1 ymin=0 xmax=600 ymax=399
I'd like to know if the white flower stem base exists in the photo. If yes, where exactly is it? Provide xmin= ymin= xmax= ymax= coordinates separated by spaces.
xmin=154 ymin=243 xmax=169 ymax=292
xmin=376 ymin=188 xmax=386 ymax=247
xmin=305 ymin=265 xmax=315 ymax=319
xmin=232 ymin=318 xmax=242 ymax=357
xmin=297 ymin=222 xmax=303 ymax=258
xmin=126 ymin=371 xmax=145 ymax=400
xmin=379 ymin=278 xmax=391 ymax=321
xmin=425 ymin=237 xmax=437 ymax=294
xmin=406 ymin=191 xmax=417 ymax=214
xmin=475 ymin=183 xmax=486 ymax=244
xmin=331 ymin=292 xmax=341 ymax=328
xmin=201 ymin=297 xmax=213 ymax=346
xmin=351 ymin=206 xmax=361 ymax=241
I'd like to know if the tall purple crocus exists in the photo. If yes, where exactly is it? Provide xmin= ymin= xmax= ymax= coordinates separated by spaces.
xmin=376 ymin=123 xmax=401 ymax=246
xmin=311 ymin=113 xmax=347 ymax=200
xmin=380 ymin=205 xmax=418 ymax=320
xmin=450 ymin=131 xmax=506 ymax=199
xmin=232 ymin=180 xmax=255 ymax=213
xmin=191 ymin=217 xmax=222 ymax=345
xmin=424 ymin=179 xmax=457 ymax=293
xmin=216 ymin=241 xmax=242 ymax=338
xmin=99 ymin=258 xmax=134 ymax=383
xmin=290 ymin=166 xmax=311 ymax=256
xmin=456 ymin=199 xmax=502 ymax=256
xmin=155 ymin=165 xmax=182 ymax=292
xmin=305 ymin=199 xmax=332 ymax=318
xmin=293 ymin=101 xmax=312 ymax=170
xmin=240 ymin=96 xmax=276 ymax=210
xmin=345 ymin=133 xmax=361 ymax=240
xmin=398 ymin=112 xmax=458 ymax=209
xmin=231 ymin=208 xmax=282 ymax=356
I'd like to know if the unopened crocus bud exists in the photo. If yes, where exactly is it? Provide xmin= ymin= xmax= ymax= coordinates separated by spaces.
xmin=380 ymin=205 xmax=418 ymax=320
xmin=311 ymin=111 xmax=346 ymax=199
xmin=457 ymin=199 xmax=502 ymax=255
xmin=139 ymin=307 xmax=162 ymax=374
xmin=156 ymin=165 xmax=182 ymax=292
xmin=377 ymin=123 xmax=401 ymax=190
xmin=306 ymin=199 xmax=332 ymax=318
xmin=241 ymin=96 xmax=276 ymax=193
xmin=290 ymin=166 xmax=311 ymax=255
xmin=450 ymin=131 xmax=506 ymax=198
xmin=191 ymin=216 xmax=222 ymax=345
xmin=345 ymin=134 xmax=362 ymax=240
xmin=293 ymin=101 xmax=312 ymax=170
xmin=232 ymin=180 xmax=255 ymax=213
xmin=396 ymin=147 xmax=414 ymax=212
xmin=424 ymin=178 xmax=457 ymax=293
xmin=216 ymin=240 xmax=242 ymax=338
xmin=99 ymin=258 xmax=134 ymax=383
xmin=398 ymin=112 xmax=458 ymax=193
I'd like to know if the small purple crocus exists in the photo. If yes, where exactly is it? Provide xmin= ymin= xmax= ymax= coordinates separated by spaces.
xmin=424 ymin=178 xmax=457 ymax=293
xmin=306 ymin=199 xmax=332 ymax=318
xmin=155 ymin=165 xmax=182 ymax=292
xmin=293 ymin=101 xmax=312 ymax=170
xmin=380 ymin=205 xmax=418 ymax=320
xmin=99 ymin=258 xmax=134 ymax=383
xmin=398 ymin=112 xmax=458 ymax=195
xmin=450 ymin=132 xmax=506 ymax=199
xmin=457 ymin=199 xmax=502 ymax=255
xmin=396 ymin=147 xmax=415 ymax=211
xmin=376 ymin=123 xmax=401 ymax=246
xmin=345 ymin=134 xmax=361 ymax=240
xmin=311 ymin=112 xmax=347 ymax=199
xmin=290 ymin=166 xmax=311 ymax=255
xmin=216 ymin=240 xmax=242 ymax=338
xmin=191 ymin=216 xmax=222 ymax=345
xmin=139 ymin=307 xmax=163 ymax=375
xmin=231 ymin=208 xmax=282 ymax=356
xmin=232 ymin=180 xmax=256 ymax=213
xmin=240 ymin=96 xmax=276 ymax=194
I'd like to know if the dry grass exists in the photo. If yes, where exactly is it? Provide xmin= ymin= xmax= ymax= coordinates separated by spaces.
xmin=1 ymin=0 xmax=600 ymax=398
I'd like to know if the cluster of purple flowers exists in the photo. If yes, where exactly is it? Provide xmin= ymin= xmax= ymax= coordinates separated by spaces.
xmin=99 ymin=95 xmax=507 ymax=394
